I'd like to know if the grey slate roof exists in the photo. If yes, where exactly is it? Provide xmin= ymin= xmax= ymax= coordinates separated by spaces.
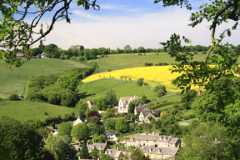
xmin=135 ymin=104 xmax=148 ymax=113
xmin=141 ymin=110 xmax=159 ymax=118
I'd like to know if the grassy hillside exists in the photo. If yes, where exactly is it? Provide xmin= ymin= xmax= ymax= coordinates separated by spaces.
xmin=0 ymin=58 xmax=89 ymax=95
xmin=82 ymin=66 xmax=207 ymax=93
xmin=91 ymin=52 xmax=226 ymax=72
xmin=0 ymin=100 xmax=76 ymax=122
xmin=79 ymin=79 xmax=159 ymax=101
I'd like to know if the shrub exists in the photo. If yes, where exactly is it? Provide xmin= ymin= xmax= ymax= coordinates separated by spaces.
xmin=137 ymin=78 xmax=144 ymax=86
xmin=48 ymin=97 xmax=57 ymax=104
xmin=45 ymin=112 xmax=48 ymax=115
xmin=194 ymin=51 xmax=198 ymax=54
xmin=9 ymin=94 xmax=20 ymax=100
xmin=78 ymin=56 xmax=85 ymax=61
xmin=202 ymin=51 xmax=207 ymax=54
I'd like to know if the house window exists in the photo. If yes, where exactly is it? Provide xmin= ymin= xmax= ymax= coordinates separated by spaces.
xmin=149 ymin=114 xmax=151 ymax=117
xmin=139 ymin=140 xmax=141 ymax=142
xmin=146 ymin=119 xmax=148 ymax=121
xmin=146 ymin=140 xmax=148 ymax=143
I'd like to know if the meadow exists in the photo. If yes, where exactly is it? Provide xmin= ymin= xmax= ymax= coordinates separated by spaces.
xmin=0 ymin=58 xmax=89 ymax=95
xmin=92 ymin=52 xmax=227 ymax=72
xmin=0 ymin=99 xmax=76 ymax=122
xmin=82 ymin=66 xmax=204 ymax=93
xmin=79 ymin=79 xmax=159 ymax=101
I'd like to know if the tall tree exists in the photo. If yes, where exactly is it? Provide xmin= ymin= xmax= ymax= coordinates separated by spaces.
xmin=130 ymin=148 xmax=151 ymax=160
xmin=44 ymin=134 xmax=65 ymax=160
xmin=75 ymin=99 xmax=89 ymax=118
xmin=176 ymin=124 xmax=233 ymax=160
xmin=115 ymin=118 xmax=130 ymax=133
xmin=0 ymin=116 xmax=44 ymax=160
xmin=137 ymin=46 xmax=145 ymax=53
xmin=56 ymin=73 xmax=79 ymax=92
xmin=90 ymin=146 xmax=99 ymax=160
xmin=80 ymin=143 xmax=90 ymax=159
xmin=105 ymin=89 xmax=118 ymax=106
xmin=71 ymin=123 xmax=90 ymax=145
xmin=124 ymin=45 xmax=132 ymax=53
xmin=58 ymin=122 xmax=72 ymax=136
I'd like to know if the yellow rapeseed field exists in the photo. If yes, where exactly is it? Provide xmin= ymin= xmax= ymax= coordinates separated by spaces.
xmin=82 ymin=65 xmax=238 ymax=93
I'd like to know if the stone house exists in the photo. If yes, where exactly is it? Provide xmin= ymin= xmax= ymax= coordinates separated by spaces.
xmin=87 ymin=142 xmax=110 ymax=154
xmin=72 ymin=116 xmax=85 ymax=126
xmin=134 ymin=104 xmax=149 ymax=115
xmin=105 ymin=149 xmax=125 ymax=160
xmin=139 ymin=110 xmax=159 ymax=123
xmin=141 ymin=146 xmax=179 ymax=160
xmin=118 ymin=95 xmax=138 ymax=113
xmin=126 ymin=133 xmax=180 ymax=148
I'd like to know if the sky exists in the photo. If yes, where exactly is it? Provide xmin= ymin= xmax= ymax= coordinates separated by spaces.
xmin=18 ymin=0 xmax=240 ymax=50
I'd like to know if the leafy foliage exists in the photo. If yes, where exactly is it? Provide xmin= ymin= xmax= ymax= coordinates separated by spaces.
xmin=130 ymin=148 xmax=150 ymax=160
xmin=180 ymin=89 xmax=197 ymax=109
xmin=58 ymin=122 xmax=72 ymax=136
xmin=0 ymin=116 xmax=44 ymax=160
xmin=115 ymin=118 xmax=129 ymax=133
xmin=176 ymin=124 xmax=233 ymax=160
xmin=71 ymin=123 xmax=90 ymax=143
xmin=80 ymin=143 xmax=90 ymax=159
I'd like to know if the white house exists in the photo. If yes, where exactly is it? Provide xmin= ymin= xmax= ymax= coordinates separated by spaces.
xmin=41 ymin=52 xmax=46 ymax=58
xmin=118 ymin=95 xmax=138 ymax=113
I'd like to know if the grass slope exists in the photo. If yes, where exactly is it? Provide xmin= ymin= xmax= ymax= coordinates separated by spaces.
xmin=91 ymin=52 xmax=227 ymax=72
xmin=79 ymin=79 xmax=158 ymax=101
xmin=0 ymin=100 xmax=75 ymax=122
xmin=0 ymin=58 xmax=89 ymax=95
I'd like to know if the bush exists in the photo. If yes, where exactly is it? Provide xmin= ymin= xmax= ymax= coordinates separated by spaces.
xmin=9 ymin=94 xmax=20 ymax=100
xmin=137 ymin=78 xmax=144 ymax=86
xmin=194 ymin=51 xmax=198 ymax=54
xmin=145 ymin=62 xmax=153 ymax=66
xmin=202 ymin=51 xmax=207 ymax=54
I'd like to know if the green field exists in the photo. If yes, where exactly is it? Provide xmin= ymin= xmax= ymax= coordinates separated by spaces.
xmin=0 ymin=58 xmax=89 ymax=95
xmin=91 ymin=52 xmax=228 ymax=72
xmin=79 ymin=79 xmax=159 ymax=101
xmin=0 ymin=100 xmax=76 ymax=122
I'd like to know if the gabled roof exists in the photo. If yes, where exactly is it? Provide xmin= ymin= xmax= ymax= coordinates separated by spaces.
xmin=156 ymin=136 xmax=172 ymax=143
xmin=120 ymin=96 xmax=138 ymax=105
xmin=134 ymin=135 xmax=159 ymax=141
xmin=135 ymin=104 xmax=148 ymax=113
xmin=73 ymin=116 xmax=85 ymax=126
xmin=168 ymin=138 xmax=180 ymax=144
xmin=105 ymin=149 xmax=117 ymax=157
xmin=141 ymin=110 xmax=159 ymax=118
xmin=141 ymin=146 xmax=179 ymax=155
xmin=87 ymin=143 xmax=108 ymax=151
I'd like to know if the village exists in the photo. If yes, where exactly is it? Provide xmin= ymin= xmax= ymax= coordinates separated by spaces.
xmin=46 ymin=95 xmax=186 ymax=160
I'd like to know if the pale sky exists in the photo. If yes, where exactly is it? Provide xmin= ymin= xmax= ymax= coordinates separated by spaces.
xmin=19 ymin=0 xmax=240 ymax=50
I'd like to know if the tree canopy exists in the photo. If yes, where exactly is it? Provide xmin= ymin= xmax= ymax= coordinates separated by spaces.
xmin=58 ymin=122 xmax=72 ymax=136
xmin=71 ymin=123 xmax=90 ymax=144
xmin=0 ymin=116 xmax=44 ymax=160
